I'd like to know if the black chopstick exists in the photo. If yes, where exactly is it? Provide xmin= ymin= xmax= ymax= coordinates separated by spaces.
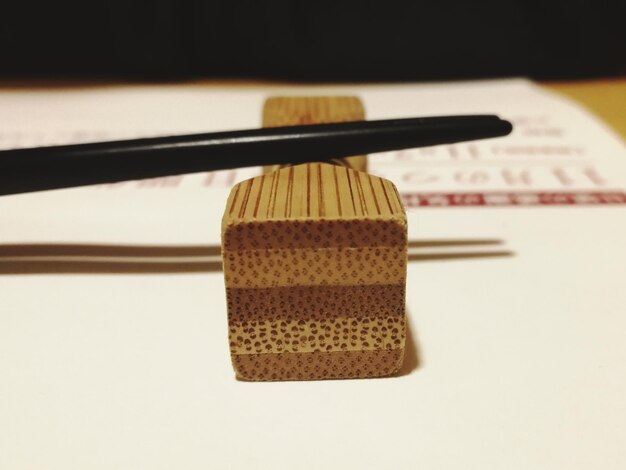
xmin=0 ymin=115 xmax=512 ymax=196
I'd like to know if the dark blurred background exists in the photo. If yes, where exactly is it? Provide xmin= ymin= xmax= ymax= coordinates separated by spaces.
xmin=1 ymin=1 xmax=625 ymax=81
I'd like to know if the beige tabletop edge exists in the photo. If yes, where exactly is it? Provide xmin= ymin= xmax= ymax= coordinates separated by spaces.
xmin=545 ymin=78 xmax=626 ymax=141
xmin=1 ymin=76 xmax=624 ymax=140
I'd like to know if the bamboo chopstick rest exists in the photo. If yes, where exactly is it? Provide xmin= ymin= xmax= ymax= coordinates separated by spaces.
xmin=222 ymin=97 xmax=407 ymax=380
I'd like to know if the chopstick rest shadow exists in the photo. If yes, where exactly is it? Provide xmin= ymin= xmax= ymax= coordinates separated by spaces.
xmin=0 ymin=239 xmax=513 ymax=275
xmin=394 ymin=311 xmax=420 ymax=376
xmin=0 ymin=244 xmax=223 ymax=274
xmin=407 ymin=239 xmax=514 ymax=262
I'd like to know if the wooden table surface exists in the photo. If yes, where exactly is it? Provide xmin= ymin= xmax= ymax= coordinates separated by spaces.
xmin=545 ymin=78 xmax=626 ymax=140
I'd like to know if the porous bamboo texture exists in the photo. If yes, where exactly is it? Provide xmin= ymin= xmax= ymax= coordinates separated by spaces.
xmin=222 ymin=96 xmax=407 ymax=380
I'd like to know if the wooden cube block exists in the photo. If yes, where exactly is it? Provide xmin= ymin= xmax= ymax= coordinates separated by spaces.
xmin=221 ymin=97 xmax=407 ymax=380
